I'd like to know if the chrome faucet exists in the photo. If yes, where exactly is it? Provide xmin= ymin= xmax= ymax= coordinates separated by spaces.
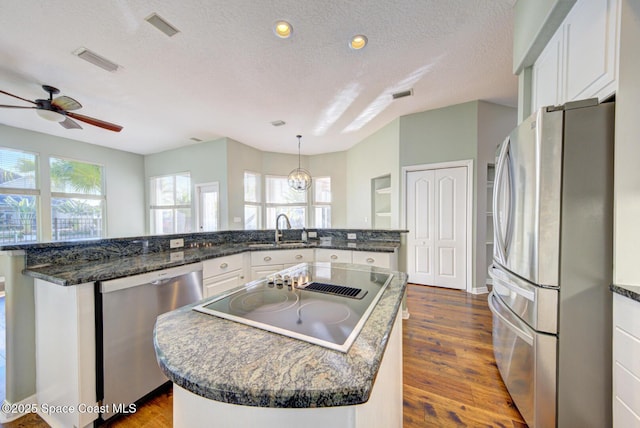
xmin=275 ymin=213 xmax=291 ymax=243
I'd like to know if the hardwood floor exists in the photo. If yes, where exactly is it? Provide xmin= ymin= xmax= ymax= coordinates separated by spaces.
xmin=402 ymin=284 xmax=526 ymax=427
xmin=0 ymin=284 xmax=525 ymax=427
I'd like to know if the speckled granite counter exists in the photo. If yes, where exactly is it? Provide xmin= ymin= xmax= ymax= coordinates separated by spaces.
xmin=611 ymin=284 xmax=640 ymax=303
xmin=22 ymin=239 xmax=400 ymax=286
xmin=154 ymin=263 xmax=407 ymax=408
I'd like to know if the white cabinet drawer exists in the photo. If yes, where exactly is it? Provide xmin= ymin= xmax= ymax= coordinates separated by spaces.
xmin=615 ymin=325 xmax=640 ymax=380
xmin=203 ymin=253 xmax=244 ymax=278
xmin=613 ymin=293 xmax=640 ymax=427
xmin=315 ymin=249 xmax=352 ymax=263
xmin=615 ymin=361 xmax=640 ymax=420
xmin=352 ymin=251 xmax=392 ymax=269
xmin=250 ymin=249 xmax=314 ymax=266
xmin=614 ymin=396 xmax=640 ymax=428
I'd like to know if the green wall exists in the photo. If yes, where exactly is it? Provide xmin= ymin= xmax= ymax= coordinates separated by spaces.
xmin=144 ymin=137 xmax=229 ymax=230
xmin=513 ymin=0 xmax=577 ymax=73
xmin=399 ymin=101 xmax=478 ymax=167
xmin=346 ymin=119 xmax=400 ymax=228
xmin=0 ymin=124 xmax=145 ymax=238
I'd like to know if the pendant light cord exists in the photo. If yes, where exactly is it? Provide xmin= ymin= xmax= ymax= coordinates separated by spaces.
xmin=297 ymin=134 xmax=302 ymax=169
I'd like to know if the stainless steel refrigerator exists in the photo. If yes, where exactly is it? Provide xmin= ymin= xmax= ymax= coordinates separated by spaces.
xmin=488 ymin=98 xmax=614 ymax=428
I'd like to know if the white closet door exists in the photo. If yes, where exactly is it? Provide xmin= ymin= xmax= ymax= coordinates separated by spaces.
xmin=407 ymin=166 xmax=467 ymax=289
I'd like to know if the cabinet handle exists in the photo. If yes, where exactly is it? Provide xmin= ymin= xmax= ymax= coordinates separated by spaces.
xmin=220 ymin=263 xmax=228 ymax=269
xmin=264 ymin=256 xmax=272 ymax=262
xmin=295 ymin=254 xmax=303 ymax=260
xmin=330 ymin=255 xmax=338 ymax=260
xmin=366 ymin=257 xmax=375 ymax=263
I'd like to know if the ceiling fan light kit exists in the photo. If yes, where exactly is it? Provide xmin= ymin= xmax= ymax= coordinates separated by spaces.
xmin=288 ymin=134 xmax=312 ymax=191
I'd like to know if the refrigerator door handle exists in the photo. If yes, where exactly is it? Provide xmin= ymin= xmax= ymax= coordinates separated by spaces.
xmin=488 ymin=265 xmax=535 ymax=301
xmin=488 ymin=291 xmax=533 ymax=345
xmin=493 ymin=136 xmax=511 ymax=263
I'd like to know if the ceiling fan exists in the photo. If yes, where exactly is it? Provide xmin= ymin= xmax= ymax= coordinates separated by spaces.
xmin=0 ymin=84 xmax=123 ymax=132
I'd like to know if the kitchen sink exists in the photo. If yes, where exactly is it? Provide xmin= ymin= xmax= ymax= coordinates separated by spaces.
xmin=248 ymin=241 xmax=313 ymax=249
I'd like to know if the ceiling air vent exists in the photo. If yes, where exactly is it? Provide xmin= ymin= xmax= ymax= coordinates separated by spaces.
xmin=271 ymin=120 xmax=286 ymax=127
xmin=392 ymin=89 xmax=414 ymax=100
xmin=74 ymin=48 xmax=120 ymax=72
xmin=145 ymin=13 xmax=180 ymax=37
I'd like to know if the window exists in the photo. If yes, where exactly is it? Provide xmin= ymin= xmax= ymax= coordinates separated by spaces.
xmin=150 ymin=172 xmax=192 ymax=234
xmin=0 ymin=148 xmax=39 ymax=244
xmin=313 ymin=177 xmax=331 ymax=228
xmin=244 ymin=171 xmax=261 ymax=230
xmin=50 ymin=157 xmax=105 ymax=240
xmin=265 ymin=175 xmax=307 ymax=229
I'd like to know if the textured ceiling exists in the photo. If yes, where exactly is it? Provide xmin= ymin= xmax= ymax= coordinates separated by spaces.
xmin=0 ymin=0 xmax=518 ymax=155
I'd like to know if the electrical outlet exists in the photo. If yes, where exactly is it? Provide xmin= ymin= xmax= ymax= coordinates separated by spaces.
xmin=170 ymin=238 xmax=184 ymax=249
xmin=170 ymin=251 xmax=184 ymax=262
xmin=347 ymin=233 xmax=357 ymax=240
xmin=308 ymin=231 xmax=317 ymax=238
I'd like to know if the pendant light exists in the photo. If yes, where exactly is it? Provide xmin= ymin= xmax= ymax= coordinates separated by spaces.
xmin=288 ymin=135 xmax=312 ymax=191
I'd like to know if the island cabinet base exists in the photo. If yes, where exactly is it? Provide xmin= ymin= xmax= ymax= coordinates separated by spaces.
xmin=173 ymin=313 xmax=403 ymax=428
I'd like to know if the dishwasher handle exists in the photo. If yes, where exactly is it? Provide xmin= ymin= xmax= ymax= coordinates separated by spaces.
xmin=100 ymin=263 xmax=203 ymax=294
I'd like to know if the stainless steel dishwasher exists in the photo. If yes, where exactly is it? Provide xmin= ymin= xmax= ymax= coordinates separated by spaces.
xmin=97 ymin=263 xmax=203 ymax=421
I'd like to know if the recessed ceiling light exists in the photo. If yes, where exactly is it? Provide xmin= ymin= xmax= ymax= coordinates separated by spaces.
xmin=350 ymin=35 xmax=368 ymax=50
xmin=271 ymin=120 xmax=286 ymax=127
xmin=274 ymin=21 xmax=293 ymax=38
xmin=190 ymin=137 xmax=203 ymax=142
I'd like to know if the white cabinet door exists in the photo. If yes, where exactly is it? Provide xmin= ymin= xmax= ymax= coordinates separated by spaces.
xmin=563 ymin=0 xmax=619 ymax=102
xmin=532 ymin=30 xmax=563 ymax=111
xmin=531 ymin=0 xmax=620 ymax=112
xmin=250 ymin=265 xmax=284 ymax=281
xmin=204 ymin=270 xmax=245 ymax=298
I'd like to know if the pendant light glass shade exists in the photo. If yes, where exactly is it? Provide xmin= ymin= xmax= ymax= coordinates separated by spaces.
xmin=288 ymin=135 xmax=312 ymax=191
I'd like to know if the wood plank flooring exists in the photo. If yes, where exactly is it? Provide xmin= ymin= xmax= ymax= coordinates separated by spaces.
xmin=0 ymin=284 xmax=525 ymax=427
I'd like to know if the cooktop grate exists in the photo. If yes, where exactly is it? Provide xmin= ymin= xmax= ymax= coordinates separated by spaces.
xmin=299 ymin=282 xmax=367 ymax=299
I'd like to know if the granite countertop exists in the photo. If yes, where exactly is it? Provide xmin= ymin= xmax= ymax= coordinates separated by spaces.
xmin=22 ymin=239 xmax=400 ymax=286
xmin=611 ymin=284 xmax=640 ymax=303
xmin=153 ymin=263 xmax=407 ymax=408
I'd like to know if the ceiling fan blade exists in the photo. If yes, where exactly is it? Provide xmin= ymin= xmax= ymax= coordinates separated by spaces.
xmin=0 ymin=90 xmax=37 ymax=105
xmin=52 ymin=96 xmax=82 ymax=111
xmin=0 ymin=104 xmax=36 ymax=109
xmin=66 ymin=111 xmax=123 ymax=132
xmin=59 ymin=117 xmax=82 ymax=130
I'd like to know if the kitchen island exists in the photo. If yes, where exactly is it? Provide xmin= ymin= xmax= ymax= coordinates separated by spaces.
xmin=154 ymin=263 xmax=407 ymax=428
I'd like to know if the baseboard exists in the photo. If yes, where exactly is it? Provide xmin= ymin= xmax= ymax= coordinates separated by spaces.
xmin=0 ymin=394 xmax=38 ymax=423
xmin=470 ymin=286 xmax=489 ymax=295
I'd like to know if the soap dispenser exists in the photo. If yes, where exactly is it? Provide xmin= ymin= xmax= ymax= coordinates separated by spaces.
xmin=301 ymin=228 xmax=308 ymax=242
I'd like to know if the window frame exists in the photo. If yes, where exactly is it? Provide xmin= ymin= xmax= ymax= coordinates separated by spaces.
xmin=149 ymin=171 xmax=192 ymax=235
xmin=243 ymin=171 xmax=262 ymax=230
xmin=0 ymin=147 xmax=41 ymax=243
xmin=49 ymin=155 xmax=107 ymax=241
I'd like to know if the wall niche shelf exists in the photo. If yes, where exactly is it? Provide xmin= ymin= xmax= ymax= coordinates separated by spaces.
xmin=372 ymin=174 xmax=391 ymax=229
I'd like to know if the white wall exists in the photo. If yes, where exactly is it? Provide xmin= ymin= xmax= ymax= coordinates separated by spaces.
xmin=346 ymin=119 xmax=400 ymax=228
xmin=0 ymin=124 xmax=145 ymax=238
